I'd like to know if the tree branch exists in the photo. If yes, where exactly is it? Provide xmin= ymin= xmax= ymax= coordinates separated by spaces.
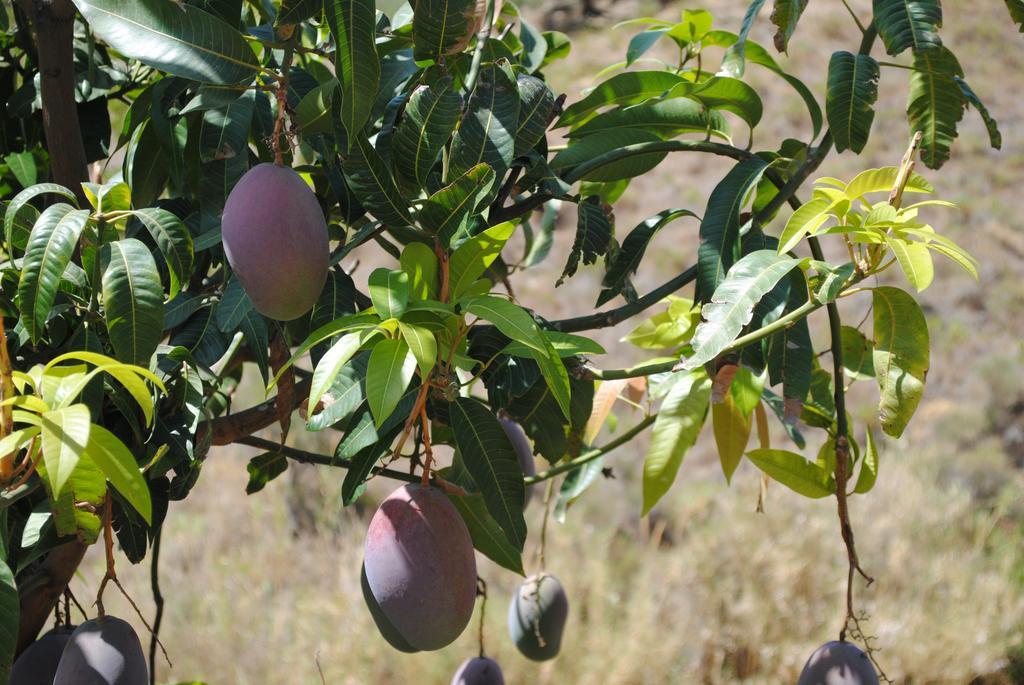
xmin=199 ymin=377 xmax=313 ymax=447
xmin=235 ymin=435 xmax=420 ymax=484
xmin=525 ymin=413 xmax=657 ymax=484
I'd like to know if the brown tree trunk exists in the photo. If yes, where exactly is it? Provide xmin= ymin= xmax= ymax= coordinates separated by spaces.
xmin=13 ymin=0 xmax=90 ymax=656
xmin=16 ymin=0 xmax=88 ymax=201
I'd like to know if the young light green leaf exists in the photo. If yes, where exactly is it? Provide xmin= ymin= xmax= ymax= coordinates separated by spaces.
xmin=746 ymin=448 xmax=836 ymax=498
xmin=685 ymin=251 xmax=801 ymax=371
xmin=308 ymin=329 xmax=374 ymax=412
xmin=642 ymin=371 xmax=711 ymax=514
xmin=368 ymin=268 xmax=410 ymax=320
xmin=448 ymin=220 xmax=515 ymax=299
xmin=40 ymin=405 xmax=92 ymax=500
xmin=843 ymin=166 xmax=934 ymax=200
xmin=399 ymin=242 xmax=439 ymax=300
xmin=777 ymin=197 xmax=833 ymax=255
xmin=4 ymin=152 xmax=36 ymax=188
xmin=366 ymin=338 xmax=416 ymax=427
xmin=872 ymin=286 xmax=929 ymax=437
xmin=450 ymin=398 xmax=528 ymax=551
xmin=397 ymin=321 xmax=437 ymax=377
xmin=86 ymin=423 xmax=152 ymax=523
xmin=102 ymin=239 xmax=165 ymax=367
xmin=854 ymin=428 xmax=880 ymax=494
xmin=888 ymin=237 xmax=934 ymax=291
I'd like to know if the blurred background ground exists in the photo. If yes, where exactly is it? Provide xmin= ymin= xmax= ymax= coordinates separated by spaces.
xmin=76 ymin=1 xmax=1024 ymax=683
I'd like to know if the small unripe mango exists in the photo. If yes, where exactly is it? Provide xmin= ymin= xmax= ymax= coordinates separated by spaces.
xmin=507 ymin=573 xmax=568 ymax=662
xmin=363 ymin=484 xmax=477 ymax=651
xmin=797 ymin=641 xmax=879 ymax=685
xmin=221 ymin=163 xmax=329 ymax=321
xmin=450 ymin=656 xmax=505 ymax=685
xmin=53 ymin=616 xmax=148 ymax=685
xmin=10 ymin=626 xmax=74 ymax=684
xmin=498 ymin=416 xmax=535 ymax=507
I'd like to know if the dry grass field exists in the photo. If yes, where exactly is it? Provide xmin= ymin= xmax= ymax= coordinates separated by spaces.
xmin=71 ymin=1 xmax=1024 ymax=683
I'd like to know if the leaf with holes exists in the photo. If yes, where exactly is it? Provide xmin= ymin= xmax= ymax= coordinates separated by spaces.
xmin=559 ymin=197 xmax=612 ymax=286
xmin=770 ymin=0 xmax=808 ymax=52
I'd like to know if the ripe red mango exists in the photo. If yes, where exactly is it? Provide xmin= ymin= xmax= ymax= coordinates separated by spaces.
xmin=363 ymin=484 xmax=477 ymax=651
xmin=222 ymin=163 xmax=329 ymax=321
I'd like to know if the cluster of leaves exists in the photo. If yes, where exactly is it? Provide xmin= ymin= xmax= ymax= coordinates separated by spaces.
xmin=0 ymin=0 xmax=1016 ymax=676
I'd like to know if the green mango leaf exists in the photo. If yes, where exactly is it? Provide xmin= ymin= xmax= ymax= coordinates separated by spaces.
xmin=399 ymin=242 xmax=440 ymax=300
xmin=368 ymin=268 xmax=410 ymax=320
xmin=567 ymin=98 xmax=730 ymax=141
xmin=665 ymin=76 xmax=764 ymax=131
xmin=888 ymin=236 xmax=934 ymax=291
xmin=86 ymin=423 xmax=152 ymax=523
xmin=558 ymin=71 xmax=686 ymax=128
xmin=955 ymin=77 xmax=1002 ymax=150
xmin=765 ymin=271 xmax=813 ymax=404
xmin=412 ymin=0 xmax=477 ymax=61
xmin=598 ymin=209 xmax=698 ymax=306
xmin=72 ymin=0 xmax=260 ymax=84
xmin=461 ymin=295 xmax=572 ymax=419
xmin=83 ymin=181 xmax=132 ymax=213
xmin=125 ymin=123 xmax=169 ymax=209
xmin=449 ymin=62 xmax=521 ymax=181
xmin=326 ymin=0 xmax=379 ymax=141
xmin=272 ymin=312 xmax=380 ymax=385
xmin=558 ymin=196 xmax=612 ymax=286
xmin=501 ymin=332 xmax=606 ymax=358
xmin=448 ymin=220 xmax=515 ymax=299
xmin=446 ymin=484 xmax=525 ymax=575
xmin=1008 ymin=0 xmax=1024 ymax=29
xmin=840 ymin=325 xmax=876 ymax=381
xmin=4 ymin=183 xmax=77 ymax=255
xmin=0 ymin=559 xmax=16 ymax=683
xmin=872 ymin=286 xmax=929 ymax=438
xmin=102 ymin=239 xmax=165 ymax=367
xmin=342 ymin=136 xmax=414 ymax=228
xmin=308 ymin=329 xmax=375 ymax=412
xmin=777 ymin=196 xmax=838 ymax=254
xmin=854 ymin=428 xmax=880 ymax=494
xmin=685 ymin=250 xmax=801 ymax=371
xmin=695 ymin=158 xmax=768 ymax=301
xmin=550 ymin=128 xmax=666 ymax=183
xmin=826 ymin=51 xmax=880 ymax=154
xmin=642 ymin=370 xmax=711 ymax=514
xmin=245 ymin=451 xmax=289 ymax=494
xmin=293 ymin=78 xmax=339 ymax=135
xmin=843 ymin=166 xmax=934 ymax=200
xmin=215 ymin=276 xmax=253 ymax=332
xmin=873 ymin=0 xmax=943 ymax=55
xmin=398 ymin=321 xmax=437 ymax=377
xmin=450 ymin=397 xmax=528 ymax=551
xmin=305 ymin=352 xmax=367 ymax=431
xmin=4 ymin=151 xmax=36 ymax=188
xmin=514 ymin=74 xmax=557 ymax=157
xmin=391 ymin=77 xmax=463 ymax=193
xmin=746 ymin=448 xmax=836 ymax=498
xmin=770 ymin=0 xmax=809 ymax=52
xmin=418 ymin=164 xmax=496 ymax=247
xmin=908 ymin=46 xmax=966 ymax=169
xmin=40 ymin=404 xmax=92 ymax=500
xmin=554 ymin=458 xmax=604 ymax=523
xmin=131 ymin=208 xmax=194 ymax=298
xmin=720 ymin=0 xmax=767 ymax=77
xmin=625 ymin=28 xmax=668 ymax=66
xmin=277 ymin=0 xmax=321 ymax=26
xmin=366 ymin=338 xmax=416 ymax=427
xmin=17 ymin=204 xmax=90 ymax=343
